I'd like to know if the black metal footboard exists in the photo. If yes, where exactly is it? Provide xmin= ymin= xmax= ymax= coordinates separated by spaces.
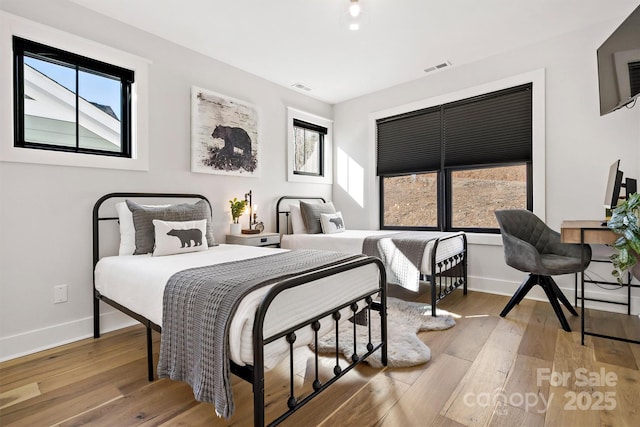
xmin=422 ymin=232 xmax=468 ymax=317
xmin=237 ymin=256 xmax=387 ymax=427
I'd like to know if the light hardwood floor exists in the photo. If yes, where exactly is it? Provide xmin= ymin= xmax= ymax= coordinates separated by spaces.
xmin=1 ymin=289 xmax=639 ymax=426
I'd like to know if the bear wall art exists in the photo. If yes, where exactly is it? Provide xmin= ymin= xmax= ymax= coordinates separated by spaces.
xmin=191 ymin=87 xmax=260 ymax=177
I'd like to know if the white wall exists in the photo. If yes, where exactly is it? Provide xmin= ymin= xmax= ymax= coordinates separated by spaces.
xmin=332 ymin=20 xmax=640 ymax=314
xmin=0 ymin=0 xmax=333 ymax=360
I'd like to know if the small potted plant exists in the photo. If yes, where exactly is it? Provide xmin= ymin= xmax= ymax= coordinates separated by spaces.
xmin=229 ymin=197 xmax=247 ymax=235
xmin=607 ymin=192 xmax=640 ymax=282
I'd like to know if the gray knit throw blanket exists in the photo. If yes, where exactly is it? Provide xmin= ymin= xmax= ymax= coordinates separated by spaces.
xmin=363 ymin=232 xmax=436 ymax=291
xmin=157 ymin=249 xmax=362 ymax=419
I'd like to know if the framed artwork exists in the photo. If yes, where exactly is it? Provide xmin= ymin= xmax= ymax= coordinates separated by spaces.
xmin=191 ymin=86 xmax=259 ymax=177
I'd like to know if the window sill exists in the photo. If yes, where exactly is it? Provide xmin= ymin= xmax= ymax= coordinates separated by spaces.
xmin=0 ymin=144 xmax=148 ymax=171
xmin=466 ymin=232 xmax=503 ymax=246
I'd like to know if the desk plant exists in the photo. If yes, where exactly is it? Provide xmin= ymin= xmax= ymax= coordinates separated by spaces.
xmin=229 ymin=197 xmax=247 ymax=235
xmin=607 ymin=192 xmax=640 ymax=282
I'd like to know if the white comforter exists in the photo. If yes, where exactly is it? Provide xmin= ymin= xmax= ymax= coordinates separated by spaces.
xmin=94 ymin=244 xmax=380 ymax=368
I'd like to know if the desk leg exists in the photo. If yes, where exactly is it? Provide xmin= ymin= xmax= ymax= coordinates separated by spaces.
xmin=628 ymin=271 xmax=632 ymax=315
xmin=575 ymin=226 xmax=639 ymax=345
xmin=580 ymin=230 xmax=585 ymax=346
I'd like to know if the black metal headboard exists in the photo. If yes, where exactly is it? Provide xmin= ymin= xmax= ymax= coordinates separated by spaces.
xmin=275 ymin=196 xmax=326 ymax=234
xmin=92 ymin=192 xmax=211 ymax=269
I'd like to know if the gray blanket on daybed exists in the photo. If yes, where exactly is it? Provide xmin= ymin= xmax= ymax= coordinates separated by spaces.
xmin=362 ymin=232 xmax=437 ymax=292
xmin=157 ymin=249 xmax=362 ymax=419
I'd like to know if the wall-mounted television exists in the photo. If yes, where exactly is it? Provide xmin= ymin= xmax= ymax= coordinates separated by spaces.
xmin=597 ymin=5 xmax=640 ymax=116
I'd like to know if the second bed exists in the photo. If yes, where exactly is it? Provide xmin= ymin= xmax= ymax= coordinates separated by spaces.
xmin=276 ymin=196 xmax=468 ymax=315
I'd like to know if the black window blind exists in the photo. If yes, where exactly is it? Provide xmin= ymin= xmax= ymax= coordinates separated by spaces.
xmin=376 ymin=83 xmax=532 ymax=175
xmin=444 ymin=86 xmax=532 ymax=167
xmin=376 ymin=106 xmax=441 ymax=175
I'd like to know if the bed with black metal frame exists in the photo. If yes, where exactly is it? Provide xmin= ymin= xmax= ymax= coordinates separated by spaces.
xmin=276 ymin=195 xmax=467 ymax=317
xmin=92 ymin=192 xmax=387 ymax=427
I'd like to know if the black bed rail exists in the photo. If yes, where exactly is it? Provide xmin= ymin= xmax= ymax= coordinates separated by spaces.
xmin=275 ymin=195 xmax=326 ymax=234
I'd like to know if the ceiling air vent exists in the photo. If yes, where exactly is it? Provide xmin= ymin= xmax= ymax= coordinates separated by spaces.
xmin=424 ymin=61 xmax=452 ymax=74
xmin=292 ymin=82 xmax=312 ymax=91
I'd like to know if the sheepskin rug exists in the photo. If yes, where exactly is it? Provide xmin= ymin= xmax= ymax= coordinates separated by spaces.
xmin=314 ymin=297 xmax=456 ymax=368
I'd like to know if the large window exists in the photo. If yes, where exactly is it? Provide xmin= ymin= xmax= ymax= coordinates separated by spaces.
xmin=377 ymin=84 xmax=533 ymax=233
xmin=13 ymin=36 xmax=134 ymax=157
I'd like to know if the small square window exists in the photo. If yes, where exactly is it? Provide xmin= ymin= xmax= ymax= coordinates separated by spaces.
xmin=13 ymin=36 xmax=134 ymax=158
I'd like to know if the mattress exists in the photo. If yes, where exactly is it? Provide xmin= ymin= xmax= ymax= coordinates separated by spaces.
xmin=281 ymin=230 xmax=465 ymax=275
xmin=94 ymin=244 xmax=380 ymax=368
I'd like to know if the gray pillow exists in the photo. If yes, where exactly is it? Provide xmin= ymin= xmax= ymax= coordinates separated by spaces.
xmin=126 ymin=199 xmax=215 ymax=254
xmin=299 ymin=201 xmax=336 ymax=234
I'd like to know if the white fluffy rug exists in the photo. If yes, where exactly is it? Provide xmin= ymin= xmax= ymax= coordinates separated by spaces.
xmin=314 ymin=297 xmax=456 ymax=368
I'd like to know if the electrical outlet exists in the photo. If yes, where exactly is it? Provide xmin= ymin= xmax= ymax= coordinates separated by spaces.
xmin=54 ymin=284 xmax=68 ymax=303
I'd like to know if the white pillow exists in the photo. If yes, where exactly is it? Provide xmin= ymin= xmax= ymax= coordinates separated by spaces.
xmin=320 ymin=212 xmax=346 ymax=234
xmin=152 ymin=219 xmax=209 ymax=257
xmin=116 ymin=202 xmax=170 ymax=255
xmin=290 ymin=204 xmax=307 ymax=234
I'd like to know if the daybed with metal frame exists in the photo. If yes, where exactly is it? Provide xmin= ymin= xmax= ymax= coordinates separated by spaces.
xmin=92 ymin=192 xmax=387 ymax=427
xmin=276 ymin=195 xmax=467 ymax=317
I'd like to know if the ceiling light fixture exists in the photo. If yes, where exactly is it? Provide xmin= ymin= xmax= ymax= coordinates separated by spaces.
xmin=349 ymin=0 xmax=361 ymax=18
xmin=344 ymin=0 xmax=367 ymax=31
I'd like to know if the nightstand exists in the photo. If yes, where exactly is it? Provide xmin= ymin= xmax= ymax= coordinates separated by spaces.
xmin=226 ymin=232 xmax=280 ymax=247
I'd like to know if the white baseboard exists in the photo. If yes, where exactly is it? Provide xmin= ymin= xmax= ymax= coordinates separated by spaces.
xmin=2 ymin=276 xmax=637 ymax=362
xmin=0 ymin=309 xmax=137 ymax=362
xmin=467 ymin=275 xmax=640 ymax=316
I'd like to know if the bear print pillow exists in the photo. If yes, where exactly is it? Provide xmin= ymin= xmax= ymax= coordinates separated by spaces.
xmin=152 ymin=219 xmax=209 ymax=256
xmin=320 ymin=212 xmax=346 ymax=234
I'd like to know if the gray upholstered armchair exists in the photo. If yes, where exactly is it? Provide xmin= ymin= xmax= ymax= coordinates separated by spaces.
xmin=495 ymin=209 xmax=592 ymax=331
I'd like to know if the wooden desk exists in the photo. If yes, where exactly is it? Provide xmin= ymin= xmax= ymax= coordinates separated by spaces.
xmin=560 ymin=220 xmax=617 ymax=245
xmin=560 ymin=220 xmax=638 ymax=346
